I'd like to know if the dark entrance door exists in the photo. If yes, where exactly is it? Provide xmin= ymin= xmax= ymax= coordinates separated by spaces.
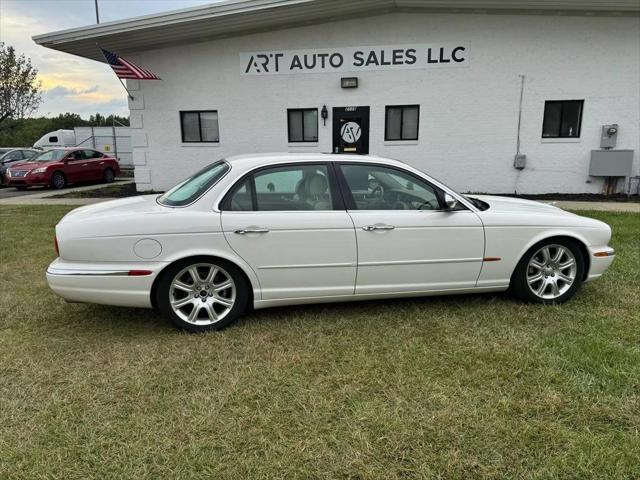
xmin=333 ymin=106 xmax=370 ymax=154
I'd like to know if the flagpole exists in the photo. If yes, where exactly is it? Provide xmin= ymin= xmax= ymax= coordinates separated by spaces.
xmin=117 ymin=77 xmax=134 ymax=101
xmin=94 ymin=0 xmax=100 ymax=23
xmin=97 ymin=43 xmax=135 ymax=100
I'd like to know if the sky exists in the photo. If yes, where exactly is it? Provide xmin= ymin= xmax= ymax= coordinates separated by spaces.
xmin=0 ymin=0 xmax=217 ymax=118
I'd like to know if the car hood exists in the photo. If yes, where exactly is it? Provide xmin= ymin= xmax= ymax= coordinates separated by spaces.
xmin=469 ymin=195 xmax=572 ymax=215
xmin=9 ymin=161 xmax=52 ymax=171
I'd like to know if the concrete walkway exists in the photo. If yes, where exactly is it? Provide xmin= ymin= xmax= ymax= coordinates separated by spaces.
xmin=0 ymin=180 xmax=134 ymax=206
xmin=542 ymin=200 xmax=640 ymax=213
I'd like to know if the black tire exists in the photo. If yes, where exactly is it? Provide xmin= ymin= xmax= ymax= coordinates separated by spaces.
xmin=103 ymin=168 xmax=115 ymax=183
xmin=511 ymin=238 xmax=585 ymax=304
xmin=50 ymin=171 xmax=66 ymax=190
xmin=156 ymin=257 xmax=249 ymax=332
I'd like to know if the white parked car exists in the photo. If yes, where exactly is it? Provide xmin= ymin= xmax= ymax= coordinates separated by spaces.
xmin=46 ymin=154 xmax=615 ymax=332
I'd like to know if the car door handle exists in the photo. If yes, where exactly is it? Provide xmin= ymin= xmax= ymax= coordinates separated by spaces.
xmin=82 ymin=163 xmax=88 ymax=166
xmin=234 ymin=228 xmax=270 ymax=235
xmin=362 ymin=224 xmax=395 ymax=231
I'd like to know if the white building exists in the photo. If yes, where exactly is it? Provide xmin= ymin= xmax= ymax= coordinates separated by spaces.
xmin=34 ymin=0 xmax=640 ymax=194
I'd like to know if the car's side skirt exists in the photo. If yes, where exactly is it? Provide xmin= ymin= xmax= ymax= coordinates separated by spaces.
xmin=252 ymin=285 xmax=509 ymax=310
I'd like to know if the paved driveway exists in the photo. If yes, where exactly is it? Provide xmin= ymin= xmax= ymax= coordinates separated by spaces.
xmin=0 ymin=186 xmax=49 ymax=199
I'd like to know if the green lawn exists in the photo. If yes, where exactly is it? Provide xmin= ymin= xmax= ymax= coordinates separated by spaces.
xmin=1 ymin=206 xmax=638 ymax=479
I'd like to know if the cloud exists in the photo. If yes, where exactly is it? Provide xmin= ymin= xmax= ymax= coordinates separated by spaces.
xmin=45 ymin=85 xmax=100 ymax=99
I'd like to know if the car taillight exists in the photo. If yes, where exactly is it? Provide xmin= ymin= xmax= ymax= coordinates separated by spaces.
xmin=54 ymin=235 xmax=59 ymax=256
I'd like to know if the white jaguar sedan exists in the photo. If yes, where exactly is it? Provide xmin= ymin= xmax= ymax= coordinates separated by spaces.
xmin=46 ymin=153 xmax=615 ymax=332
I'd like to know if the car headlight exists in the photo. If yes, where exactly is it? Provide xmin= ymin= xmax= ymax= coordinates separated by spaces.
xmin=31 ymin=167 xmax=47 ymax=174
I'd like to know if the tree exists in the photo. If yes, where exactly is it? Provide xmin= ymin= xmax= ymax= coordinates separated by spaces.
xmin=0 ymin=43 xmax=43 ymax=126
xmin=0 ymin=113 xmax=130 ymax=147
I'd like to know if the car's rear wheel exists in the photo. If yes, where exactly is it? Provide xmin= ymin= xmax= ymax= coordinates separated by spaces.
xmin=156 ymin=257 xmax=249 ymax=332
xmin=103 ymin=168 xmax=115 ymax=183
xmin=511 ymin=238 xmax=585 ymax=304
xmin=51 ymin=171 xmax=66 ymax=190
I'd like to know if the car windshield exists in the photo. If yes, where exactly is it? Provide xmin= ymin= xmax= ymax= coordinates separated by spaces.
xmin=158 ymin=160 xmax=230 ymax=207
xmin=31 ymin=150 xmax=68 ymax=162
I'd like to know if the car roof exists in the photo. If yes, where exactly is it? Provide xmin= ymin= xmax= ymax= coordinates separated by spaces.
xmin=225 ymin=152 xmax=405 ymax=169
xmin=45 ymin=147 xmax=85 ymax=151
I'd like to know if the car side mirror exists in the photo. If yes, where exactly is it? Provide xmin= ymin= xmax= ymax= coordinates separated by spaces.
xmin=444 ymin=193 xmax=458 ymax=210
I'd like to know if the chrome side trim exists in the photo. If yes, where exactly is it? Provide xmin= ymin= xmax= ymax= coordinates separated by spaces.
xmin=359 ymin=257 xmax=483 ymax=267
xmin=258 ymin=262 xmax=354 ymax=270
xmin=47 ymin=267 xmax=131 ymax=276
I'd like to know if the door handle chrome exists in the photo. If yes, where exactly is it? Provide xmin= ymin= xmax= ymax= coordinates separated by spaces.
xmin=82 ymin=163 xmax=88 ymax=166
xmin=234 ymin=228 xmax=270 ymax=235
xmin=362 ymin=224 xmax=395 ymax=231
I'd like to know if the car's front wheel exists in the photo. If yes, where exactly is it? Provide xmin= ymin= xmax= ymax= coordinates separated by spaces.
xmin=156 ymin=257 xmax=249 ymax=332
xmin=511 ymin=239 xmax=585 ymax=304
xmin=50 ymin=171 xmax=66 ymax=189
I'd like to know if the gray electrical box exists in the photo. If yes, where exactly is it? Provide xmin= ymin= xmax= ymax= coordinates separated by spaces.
xmin=513 ymin=153 xmax=526 ymax=169
xmin=589 ymin=149 xmax=634 ymax=177
xmin=600 ymin=124 xmax=619 ymax=149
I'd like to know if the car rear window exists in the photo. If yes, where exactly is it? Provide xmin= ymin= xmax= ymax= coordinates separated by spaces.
xmin=158 ymin=160 xmax=230 ymax=207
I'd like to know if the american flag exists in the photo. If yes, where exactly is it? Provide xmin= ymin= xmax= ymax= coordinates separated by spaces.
xmin=100 ymin=48 xmax=160 ymax=80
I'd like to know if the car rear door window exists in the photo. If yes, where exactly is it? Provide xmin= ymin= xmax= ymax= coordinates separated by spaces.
xmin=83 ymin=150 xmax=103 ymax=159
xmin=225 ymin=164 xmax=334 ymax=211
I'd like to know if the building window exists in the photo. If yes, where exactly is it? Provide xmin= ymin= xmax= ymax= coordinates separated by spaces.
xmin=542 ymin=100 xmax=583 ymax=138
xmin=180 ymin=111 xmax=219 ymax=143
xmin=385 ymin=105 xmax=419 ymax=141
xmin=287 ymin=108 xmax=318 ymax=142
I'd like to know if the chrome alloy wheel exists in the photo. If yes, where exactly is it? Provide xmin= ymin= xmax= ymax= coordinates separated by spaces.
xmin=526 ymin=244 xmax=577 ymax=300
xmin=169 ymin=263 xmax=236 ymax=325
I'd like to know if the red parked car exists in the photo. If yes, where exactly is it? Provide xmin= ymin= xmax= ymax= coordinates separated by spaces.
xmin=5 ymin=148 xmax=120 ymax=190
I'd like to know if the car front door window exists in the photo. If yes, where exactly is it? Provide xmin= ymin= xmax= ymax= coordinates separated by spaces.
xmin=340 ymin=164 xmax=442 ymax=211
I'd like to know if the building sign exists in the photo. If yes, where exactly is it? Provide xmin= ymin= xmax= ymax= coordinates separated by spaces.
xmin=240 ymin=43 xmax=469 ymax=76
